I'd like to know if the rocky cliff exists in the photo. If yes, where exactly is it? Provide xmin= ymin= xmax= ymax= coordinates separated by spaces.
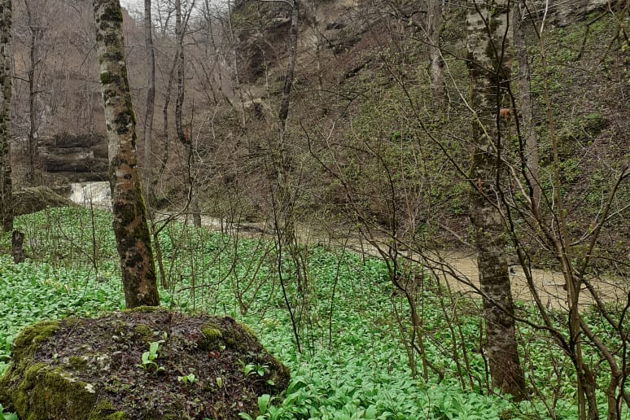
xmin=39 ymin=133 xmax=108 ymax=183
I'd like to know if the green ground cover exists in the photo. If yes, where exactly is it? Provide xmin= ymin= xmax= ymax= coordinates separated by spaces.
xmin=0 ymin=208 xmax=624 ymax=419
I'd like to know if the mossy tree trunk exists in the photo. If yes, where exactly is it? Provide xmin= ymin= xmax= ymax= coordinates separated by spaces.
xmin=0 ymin=0 xmax=12 ymax=232
xmin=92 ymin=0 xmax=160 ymax=308
xmin=466 ymin=0 xmax=527 ymax=400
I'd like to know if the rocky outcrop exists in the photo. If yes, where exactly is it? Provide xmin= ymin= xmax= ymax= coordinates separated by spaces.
xmin=0 ymin=308 xmax=290 ymax=420
xmin=13 ymin=186 xmax=76 ymax=216
xmin=233 ymin=0 xmax=366 ymax=84
xmin=39 ymin=133 xmax=108 ymax=182
xmin=527 ymin=0 xmax=619 ymax=27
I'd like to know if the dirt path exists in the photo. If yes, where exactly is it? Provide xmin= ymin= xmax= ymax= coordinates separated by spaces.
xmin=67 ymin=180 xmax=627 ymax=310
xmin=190 ymin=215 xmax=628 ymax=310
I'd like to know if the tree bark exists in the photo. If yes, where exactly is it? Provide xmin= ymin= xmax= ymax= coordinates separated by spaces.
xmin=92 ymin=0 xmax=160 ymax=308
xmin=175 ymin=0 xmax=201 ymax=227
xmin=0 ymin=0 xmax=12 ymax=232
xmin=466 ymin=0 xmax=527 ymax=400
xmin=24 ymin=0 xmax=41 ymax=186
xmin=11 ymin=229 xmax=24 ymax=263
xmin=142 ymin=0 xmax=156 ymax=195
xmin=277 ymin=0 xmax=298 ymax=130
xmin=426 ymin=0 xmax=445 ymax=106
xmin=513 ymin=1 xmax=541 ymax=207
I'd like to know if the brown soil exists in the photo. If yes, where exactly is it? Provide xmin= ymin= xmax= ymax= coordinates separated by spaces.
xmin=2 ymin=308 xmax=289 ymax=420
xmin=185 ymin=214 xmax=628 ymax=310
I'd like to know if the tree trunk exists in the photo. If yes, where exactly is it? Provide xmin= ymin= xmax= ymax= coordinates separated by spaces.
xmin=92 ymin=0 xmax=160 ymax=308
xmin=513 ymin=1 xmax=541 ymax=207
xmin=426 ymin=0 xmax=445 ymax=106
xmin=174 ymin=0 xmax=200 ymax=227
xmin=0 ymin=0 xmax=12 ymax=232
xmin=277 ymin=0 xmax=298 ymax=130
xmin=142 ymin=0 xmax=156 ymax=195
xmin=466 ymin=0 xmax=527 ymax=400
xmin=11 ymin=229 xmax=24 ymax=263
xmin=273 ymin=0 xmax=298 ymax=243
xmin=24 ymin=0 xmax=40 ymax=186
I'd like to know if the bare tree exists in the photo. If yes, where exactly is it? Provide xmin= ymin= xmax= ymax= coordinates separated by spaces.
xmin=466 ymin=0 xmax=527 ymax=400
xmin=513 ymin=0 xmax=540 ymax=206
xmin=93 ymin=0 xmax=160 ymax=308
xmin=426 ymin=0 xmax=445 ymax=106
xmin=0 ymin=0 xmax=12 ymax=232
xmin=143 ymin=0 xmax=156 ymax=193
xmin=22 ymin=0 xmax=43 ymax=185
xmin=175 ymin=0 xmax=201 ymax=227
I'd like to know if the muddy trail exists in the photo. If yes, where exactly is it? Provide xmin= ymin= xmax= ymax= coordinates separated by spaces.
xmin=176 ymin=213 xmax=629 ymax=311
xmin=64 ymin=185 xmax=627 ymax=311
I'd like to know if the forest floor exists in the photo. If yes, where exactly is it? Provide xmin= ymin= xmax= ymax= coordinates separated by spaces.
xmin=157 ymin=211 xmax=628 ymax=311
xmin=2 ymin=207 xmax=628 ymax=419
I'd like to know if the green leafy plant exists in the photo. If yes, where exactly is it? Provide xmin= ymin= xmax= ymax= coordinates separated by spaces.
xmin=242 ymin=362 xmax=268 ymax=378
xmin=138 ymin=340 xmax=165 ymax=372
xmin=177 ymin=373 xmax=198 ymax=384
xmin=0 ymin=404 xmax=18 ymax=420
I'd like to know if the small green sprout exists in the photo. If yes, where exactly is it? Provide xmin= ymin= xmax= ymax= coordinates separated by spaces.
xmin=177 ymin=373 xmax=198 ymax=384
xmin=138 ymin=340 xmax=165 ymax=372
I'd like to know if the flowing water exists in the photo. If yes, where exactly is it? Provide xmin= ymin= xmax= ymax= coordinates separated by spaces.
xmin=69 ymin=181 xmax=111 ymax=209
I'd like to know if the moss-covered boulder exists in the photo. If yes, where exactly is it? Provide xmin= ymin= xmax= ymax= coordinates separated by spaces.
xmin=0 ymin=308 xmax=290 ymax=420
xmin=13 ymin=186 xmax=76 ymax=217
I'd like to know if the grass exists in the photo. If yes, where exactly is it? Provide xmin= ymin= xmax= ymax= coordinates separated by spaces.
xmin=0 ymin=207 xmax=625 ymax=419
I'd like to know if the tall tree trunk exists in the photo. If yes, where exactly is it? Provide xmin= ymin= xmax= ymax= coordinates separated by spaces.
xmin=143 ymin=0 xmax=156 ymax=196
xmin=0 ymin=0 xmax=12 ymax=232
xmin=93 ymin=0 xmax=160 ymax=308
xmin=426 ymin=0 xmax=445 ymax=106
xmin=274 ymin=0 xmax=298 ymax=243
xmin=466 ymin=0 xmax=527 ymax=400
xmin=24 ymin=0 xmax=39 ymax=185
xmin=277 ymin=0 xmax=298 ymax=130
xmin=175 ymin=0 xmax=200 ymax=227
xmin=513 ymin=1 xmax=541 ymax=207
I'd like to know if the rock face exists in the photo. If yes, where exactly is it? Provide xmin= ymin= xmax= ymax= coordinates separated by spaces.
xmin=39 ymin=133 xmax=108 ymax=182
xmin=528 ymin=0 xmax=617 ymax=26
xmin=0 ymin=308 xmax=290 ymax=420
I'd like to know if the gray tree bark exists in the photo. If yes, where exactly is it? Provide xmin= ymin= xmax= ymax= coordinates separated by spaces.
xmin=513 ymin=1 xmax=541 ymax=207
xmin=273 ymin=0 xmax=299 ymax=244
xmin=24 ymin=0 xmax=40 ymax=186
xmin=142 ymin=0 xmax=156 ymax=194
xmin=426 ymin=0 xmax=445 ymax=106
xmin=277 ymin=0 xmax=298 ymax=130
xmin=92 ymin=0 xmax=160 ymax=308
xmin=466 ymin=0 xmax=527 ymax=400
xmin=0 ymin=0 xmax=12 ymax=232
xmin=175 ymin=0 xmax=201 ymax=227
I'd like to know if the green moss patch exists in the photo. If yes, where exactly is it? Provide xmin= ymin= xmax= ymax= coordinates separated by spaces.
xmin=0 ymin=309 xmax=289 ymax=419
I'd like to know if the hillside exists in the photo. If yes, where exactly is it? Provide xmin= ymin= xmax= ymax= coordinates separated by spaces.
xmin=0 ymin=1 xmax=628 ymax=419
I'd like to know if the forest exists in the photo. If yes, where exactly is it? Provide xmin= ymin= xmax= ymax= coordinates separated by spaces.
xmin=0 ymin=0 xmax=628 ymax=419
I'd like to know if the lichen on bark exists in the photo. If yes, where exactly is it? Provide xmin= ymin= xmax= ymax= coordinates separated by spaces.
xmin=0 ymin=0 xmax=13 ymax=232
xmin=465 ymin=0 xmax=527 ymax=400
xmin=92 ymin=0 xmax=159 ymax=308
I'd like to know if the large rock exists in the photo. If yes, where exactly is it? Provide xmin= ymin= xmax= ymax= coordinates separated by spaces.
xmin=0 ymin=308 xmax=290 ymax=420
xmin=13 ymin=186 xmax=76 ymax=217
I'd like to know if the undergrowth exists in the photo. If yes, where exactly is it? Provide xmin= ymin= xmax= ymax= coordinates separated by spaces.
xmin=0 ymin=208 xmax=626 ymax=419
